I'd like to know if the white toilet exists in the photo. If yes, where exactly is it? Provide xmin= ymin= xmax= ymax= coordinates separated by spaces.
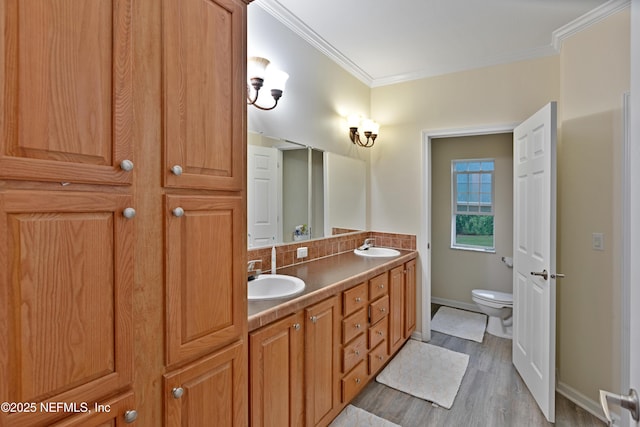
xmin=471 ymin=289 xmax=513 ymax=339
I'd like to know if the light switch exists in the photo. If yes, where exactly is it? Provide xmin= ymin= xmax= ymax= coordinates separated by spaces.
xmin=592 ymin=233 xmax=604 ymax=251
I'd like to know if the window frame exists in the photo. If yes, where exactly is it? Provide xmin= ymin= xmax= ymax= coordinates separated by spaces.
xmin=450 ymin=158 xmax=496 ymax=252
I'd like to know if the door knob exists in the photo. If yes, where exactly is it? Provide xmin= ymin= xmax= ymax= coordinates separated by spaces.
xmin=530 ymin=270 xmax=548 ymax=280
xmin=600 ymin=388 xmax=639 ymax=426
xmin=170 ymin=165 xmax=183 ymax=176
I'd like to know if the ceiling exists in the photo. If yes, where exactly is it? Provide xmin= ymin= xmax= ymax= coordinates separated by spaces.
xmin=254 ymin=0 xmax=626 ymax=87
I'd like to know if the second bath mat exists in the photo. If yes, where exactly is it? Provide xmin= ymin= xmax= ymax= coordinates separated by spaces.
xmin=431 ymin=306 xmax=487 ymax=342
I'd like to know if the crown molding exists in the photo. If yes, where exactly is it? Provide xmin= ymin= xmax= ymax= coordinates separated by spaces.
xmin=256 ymin=0 xmax=630 ymax=88
xmin=254 ymin=0 xmax=374 ymax=86
xmin=552 ymin=0 xmax=630 ymax=50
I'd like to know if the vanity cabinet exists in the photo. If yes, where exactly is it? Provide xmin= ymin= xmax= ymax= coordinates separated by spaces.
xmin=248 ymin=297 xmax=340 ymax=427
xmin=389 ymin=260 xmax=417 ymax=355
xmin=305 ymin=297 xmax=341 ymax=427
xmin=249 ymin=313 xmax=305 ymax=427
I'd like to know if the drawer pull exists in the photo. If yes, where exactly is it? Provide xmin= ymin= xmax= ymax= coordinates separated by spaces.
xmin=378 ymin=284 xmax=384 ymax=289
xmin=377 ymin=355 xmax=384 ymax=360
xmin=355 ymin=297 xmax=362 ymax=303
xmin=355 ymin=350 xmax=360 ymax=356
xmin=355 ymin=323 xmax=361 ymax=329
xmin=379 ymin=307 xmax=386 ymax=313
xmin=377 ymin=331 xmax=383 ymax=336
xmin=355 ymin=378 xmax=361 ymax=384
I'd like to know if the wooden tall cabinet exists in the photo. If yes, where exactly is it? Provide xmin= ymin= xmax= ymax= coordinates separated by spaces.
xmin=0 ymin=0 xmax=251 ymax=425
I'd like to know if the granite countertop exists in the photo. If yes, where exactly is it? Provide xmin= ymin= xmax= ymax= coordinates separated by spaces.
xmin=248 ymin=249 xmax=418 ymax=331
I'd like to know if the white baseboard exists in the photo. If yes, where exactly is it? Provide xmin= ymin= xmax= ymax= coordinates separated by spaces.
xmin=556 ymin=381 xmax=617 ymax=425
xmin=431 ymin=297 xmax=480 ymax=313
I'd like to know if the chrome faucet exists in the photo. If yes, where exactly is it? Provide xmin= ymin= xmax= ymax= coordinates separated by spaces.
xmin=248 ymin=259 xmax=262 ymax=280
xmin=358 ymin=238 xmax=375 ymax=251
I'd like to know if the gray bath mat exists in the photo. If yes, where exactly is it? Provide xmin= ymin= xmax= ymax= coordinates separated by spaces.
xmin=329 ymin=404 xmax=400 ymax=427
xmin=376 ymin=339 xmax=469 ymax=409
xmin=431 ymin=306 xmax=487 ymax=342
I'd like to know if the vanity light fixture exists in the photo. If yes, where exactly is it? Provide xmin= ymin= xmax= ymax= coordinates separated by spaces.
xmin=247 ymin=56 xmax=289 ymax=111
xmin=347 ymin=114 xmax=380 ymax=147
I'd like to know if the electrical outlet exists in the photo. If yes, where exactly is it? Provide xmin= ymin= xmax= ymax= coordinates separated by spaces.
xmin=297 ymin=247 xmax=308 ymax=259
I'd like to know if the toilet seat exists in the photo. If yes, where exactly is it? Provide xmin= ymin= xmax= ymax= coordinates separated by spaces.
xmin=472 ymin=289 xmax=513 ymax=306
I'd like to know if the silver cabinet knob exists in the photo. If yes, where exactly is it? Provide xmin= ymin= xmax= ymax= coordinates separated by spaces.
xmin=120 ymin=159 xmax=134 ymax=171
xmin=380 ymin=307 xmax=386 ymax=313
xmin=355 ymin=297 xmax=361 ymax=303
xmin=172 ymin=207 xmax=185 ymax=217
xmin=172 ymin=387 xmax=184 ymax=399
xmin=123 ymin=208 xmax=136 ymax=219
xmin=355 ymin=323 xmax=361 ymax=329
xmin=354 ymin=350 xmax=360 ymax=356
xmin=170 ymin=165 xmax=183 ymax=176
xmin=355 ymin=378 xmax=361 ymax=384
xmin=551 ymin=273 xmax=565 ymax=279
xmin=123 ymin=410 xmax=138 ymax=423
xmin=310 ymin=316 xmax=318 ymax=323
xmin=377 ymin=330 xmax=383 ymax=336
xmin=293 ymin=323 xmax=301 ymax=330
xmin=378 ymin=284 xmax=384 ymax=289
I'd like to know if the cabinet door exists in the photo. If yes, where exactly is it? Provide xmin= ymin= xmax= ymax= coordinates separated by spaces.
xmin=164 ymin=341 xmax=247 ymax=427
xmin=163 ymin=0 xmax=246 ymax=191
xmin=50 ymin=391 xmax=136 ymax=427
xmin=305 ymin=296 xmax=340 ymax=427
xmin=404 ymin=259 xmax=417 ymax=339
xmin=388 ymin=265 xmax=405 ymax=355
xmin=0 ymin=0 xmax=133 ymax=185
xmin=250 ymin=313 xmax=304 ymax=427
xmin=0 ymin=191 xmax=134 ymax=427
xmin=165 ymin=194 xmax=246 ymax=366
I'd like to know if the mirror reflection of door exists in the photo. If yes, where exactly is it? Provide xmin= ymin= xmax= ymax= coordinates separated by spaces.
xmin=247 ymin=144 xmax=279 ymax=248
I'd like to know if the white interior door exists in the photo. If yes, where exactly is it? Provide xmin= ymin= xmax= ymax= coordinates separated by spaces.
xmin=247 ymin=145 xmax=279 ymax=248
xmin=512 ymin=102 xmax=558 ymax=422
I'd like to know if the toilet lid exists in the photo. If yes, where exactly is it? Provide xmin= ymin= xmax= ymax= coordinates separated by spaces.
xmin=472 ymin=289 xmax=513 ymax=304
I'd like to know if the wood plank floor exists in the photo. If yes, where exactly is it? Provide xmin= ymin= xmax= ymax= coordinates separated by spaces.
xmin=350 ymin=307 xmax=605 ymax=427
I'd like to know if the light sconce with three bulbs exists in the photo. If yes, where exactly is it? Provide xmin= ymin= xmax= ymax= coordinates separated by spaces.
xmin=347 ymin=115 xmax=380 ymax=147
xmin=247 ymin=56 xmax=289 ymax=111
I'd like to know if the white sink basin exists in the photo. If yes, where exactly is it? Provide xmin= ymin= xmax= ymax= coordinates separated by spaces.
xmin=354 ymin=247 xmax=401 ymax=257
xmin=248 ymin=274 xmax=306 ymax=301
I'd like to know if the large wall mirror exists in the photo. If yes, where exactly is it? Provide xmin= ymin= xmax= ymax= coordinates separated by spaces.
xmin=248 ymin=131 xmax=366 ymax=248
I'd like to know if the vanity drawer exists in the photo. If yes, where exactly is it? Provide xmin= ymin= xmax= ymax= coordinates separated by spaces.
xmin=342 ymin=308 xmax=367 ymax=344
xmin=369 ymin=294 xmax=389 ymax=325
xmin=343 ymin=282 xmax=368 ymax=316
xmin=368 ymin=341 xmax=388 ymax=375
xmin=341 ymin=360 xmax=367 ymax=403
xmin=369 ymin=272 xmax=388 ymax=300
xmin=342 ymin=333 xmax=367 ymax=373
xmin=368 ymin=315 xmax=388 ymax=350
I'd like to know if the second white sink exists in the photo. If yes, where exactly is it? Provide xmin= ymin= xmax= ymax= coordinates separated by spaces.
xmin=354 ymin=247 xmax=401 ymax=257
xmin=248 ymin=274 xmax=306 ymax=301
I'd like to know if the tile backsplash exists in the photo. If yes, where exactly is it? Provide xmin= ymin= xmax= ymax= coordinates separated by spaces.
xmin=247 ymin=231 xmax=416 ymax=273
